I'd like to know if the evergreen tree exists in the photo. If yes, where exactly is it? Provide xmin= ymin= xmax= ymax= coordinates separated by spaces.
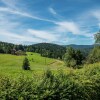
xmin=94 ymin=31 xmax=100 ymax=44
xmin=75 ymin=50 xmax=85 ymax=65
xmin=22 ymin=57 xmax=30 ymax=70
xmin=87 ymin=46 xmax=100 ymax=64
xmin=63 ymin=47 xmax=76 ymax=68
xmin=63 ymin=47 xmax=84 ymax=68
xmin=87 ymin=31 xmax=100 ymax=64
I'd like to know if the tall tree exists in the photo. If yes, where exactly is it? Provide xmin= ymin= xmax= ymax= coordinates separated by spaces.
xmin=87 ymin=31 xmax=100 ymax=64
xmin=63 ymin=47 xmax=76 ymax=68
xmin=94 ymin=31 xmax=100 ymax=44
xmin=87 ymin=46 xmax=100 ymax=63
xmin=63 ymin=47 xmax=84 ymax=68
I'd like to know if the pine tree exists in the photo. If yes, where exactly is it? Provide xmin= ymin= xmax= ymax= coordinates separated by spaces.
xmin=22 ymin=57 xmax=30 ymax=70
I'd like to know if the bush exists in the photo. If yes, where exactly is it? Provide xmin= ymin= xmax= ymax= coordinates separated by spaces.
xmin=0 ymin=65 xmax=100 ymax=100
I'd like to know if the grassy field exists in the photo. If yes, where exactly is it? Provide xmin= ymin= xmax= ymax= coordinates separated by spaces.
xmin=0 ymin=52 xmax=100 ymax=99
xmin=0 ymin=52 xmax=100 ymax=79
xmin=0 ymin=52 xmax=65 ymax=78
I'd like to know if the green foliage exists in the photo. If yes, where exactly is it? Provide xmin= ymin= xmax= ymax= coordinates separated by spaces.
xmin=22 ymin=57 xmax=30 ymax=70
xmin=0 ymin=52 xmax=62 ymax=78
xmin=86 ymin=31 xmax=100 ymax=64
xmin=0 ymin=42 xmax=66 ymax=59
xmin=63 ymin=47 xmax=85 ymax=68
xmin=87 ymin=46 xmax=100 ymax=64
xmin=94 ymin=31 xmax=100 ymax=44
xmin=0 ymin=41 xmax=93 ymax=60
xmin=0 ymin=41 xmax=25 ymax=54
xmin=0 ymin=64 xmax=100 ymax=100
xmin=31 ymin=43 xmax=66 ymax=59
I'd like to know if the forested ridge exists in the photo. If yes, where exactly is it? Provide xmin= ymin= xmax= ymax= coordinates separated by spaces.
xmin=0 ymin=41 xmax=93 ymax=59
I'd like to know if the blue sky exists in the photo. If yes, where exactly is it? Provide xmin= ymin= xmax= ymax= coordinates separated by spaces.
xmin=0 ymin=0 xmax=100 ymax=45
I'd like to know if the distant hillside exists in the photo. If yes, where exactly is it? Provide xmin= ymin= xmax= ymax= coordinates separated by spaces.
xmin=0 ymin=41 xmax=94 ymax=59
xmin=28 ymin=43 xmax=66 ymax=59
xmin=33 ymin=43 xmax=65 ymax=50
xmin=63 ymin=44 xmax=94 ymax=49
xmin=64 ymin=44 xmax=94 ymax=57
xmin=32 ymin=43 xmax=94 ymax=50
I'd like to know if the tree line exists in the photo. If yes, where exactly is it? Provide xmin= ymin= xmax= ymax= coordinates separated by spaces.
xmin=63 ymin=31 xmax=100 ymax=68
xmin=0 ymin=42 xmax=66 ymax=59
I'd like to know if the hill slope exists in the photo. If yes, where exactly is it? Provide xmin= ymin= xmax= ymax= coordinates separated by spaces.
xmin=28 ymin=43 xmax=66 ymax=59
xmin=0 ymin=52 xmax=64 ymax=78
xmin=0 ymin=41 xmax=93 ymax=58
xmin=66 ymin=44 xmax=94 ymax=49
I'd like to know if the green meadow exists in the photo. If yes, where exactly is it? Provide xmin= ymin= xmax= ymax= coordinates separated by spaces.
xmin=0 ymin=52 xmax=65 ymax=78
xmin=0 ymin=52 xmax=100 ymax=79
xmin=0 ymin=52 xmax=100 ymax=99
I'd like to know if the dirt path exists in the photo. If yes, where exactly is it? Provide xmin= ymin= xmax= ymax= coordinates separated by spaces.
xmin=48 ymin=60 xmax=64 ymax=66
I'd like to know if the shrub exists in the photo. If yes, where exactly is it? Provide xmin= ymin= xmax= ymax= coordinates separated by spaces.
xmin=0 ymin=65 xmax=100 ymax=100
xmin=87 ymin=46 xmax=100 ymax=64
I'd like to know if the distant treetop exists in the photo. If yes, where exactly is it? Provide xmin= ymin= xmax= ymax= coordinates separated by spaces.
xmin=94 ymin=31 xmax=100 ymax=44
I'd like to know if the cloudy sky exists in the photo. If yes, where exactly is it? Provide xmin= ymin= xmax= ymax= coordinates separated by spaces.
xmin=0 ymin=0 xmax=100 ymax=45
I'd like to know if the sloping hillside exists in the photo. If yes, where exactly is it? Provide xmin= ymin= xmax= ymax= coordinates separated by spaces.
xmin=0 ymin=52 xmax=64 ymax=77
xmin=28 ymin=43 xmax=66 ymax=59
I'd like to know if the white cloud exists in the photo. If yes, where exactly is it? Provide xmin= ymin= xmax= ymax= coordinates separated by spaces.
xmin=0 ymin=0 xmax=95 ymax=45
xmin=49 ymin=7 xmax=57 ymax=15
xmin=0 ymin=31 xmax=23 ymax=39
xmin=55 ymin=21 xmax=80 ymax=34
xmin=0 ymin=14 xmax=19 ymax=31
xmin=0 ymin=7 xmax=36 ymax=18
xmin=92 ymin=10 xmax=100 ymax=21
xmin=0 ymin=30 xmax=44 ymax=44
xmin=49 ymin=8 xmax=94 ymax=38
xmin=1 ymin=0 xmax=18 ymax=9
xmin=1 ymin=0 xmax=56 ymax=23
xmin=27 ymin=29 xmax=60 ymax=41
xmin=53 ymin=21 xmax=94 ymax=38
xmin=0 ymin=5 xmax=58 ymax=44
xmin=0 ymin=12 xmax=43 ymax=44
xmin=0 ymin=7 xmax=56 ymax=23
xmin=92 ymin=10 xmax=100 ymax=28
